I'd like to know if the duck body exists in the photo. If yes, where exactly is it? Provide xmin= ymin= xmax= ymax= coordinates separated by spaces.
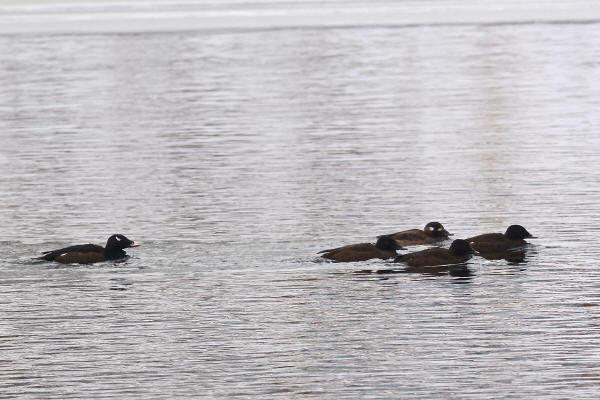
xmin=319 ymin=236 xmax=404 ymax=262
xmin=394 ymin=239 xmax=476 ymax=272
xmin=467 ymin=225 xmax=534 ymax=253
xmin=381 ymin=222 xmax=451 ymax=246
xmin=475 ymin=248 xmax=527 ymax=263
xmin=467 ymin=236 xmax=526 ymax=253
xmin=40 ymin=234 xmax=140 ymax=264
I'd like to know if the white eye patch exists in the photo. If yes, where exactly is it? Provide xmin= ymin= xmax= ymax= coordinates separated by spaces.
xmin=428 ymin=226 xmax=434 ymax=231
xmin=436 ymin=227 xmax=443 ymax=231
xmin=115 ymin=236 xmax=122 ymax=242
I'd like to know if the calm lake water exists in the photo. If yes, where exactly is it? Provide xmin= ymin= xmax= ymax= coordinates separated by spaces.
xmin=2 ymin=1 xmax=600 ymax=398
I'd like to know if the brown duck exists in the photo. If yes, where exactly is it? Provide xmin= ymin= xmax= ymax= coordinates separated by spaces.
xmin=394 ymin=239 xmax=477 ymax=273
xmin=39 ymin=234 xmax=141 ymax=264
xmin=319 ymin=236 xmax=405 ymax=262
xmin=380 ymin=221 xmax=451 ymax=246
xmin=466 ymin=225 xmax=535 ymax=253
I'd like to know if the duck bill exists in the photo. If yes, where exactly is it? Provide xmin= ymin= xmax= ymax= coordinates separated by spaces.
xmin=527 ymin=235 xmax=537 ymax=239
xmin=443 ymin=230 xmax=453 ymax=236
xmin=129 ymin=243 xmax=141 ymax=247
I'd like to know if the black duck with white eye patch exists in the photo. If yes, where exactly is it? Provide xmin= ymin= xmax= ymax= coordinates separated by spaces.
xmin=39 ymin=234 xmax=141 ymax=264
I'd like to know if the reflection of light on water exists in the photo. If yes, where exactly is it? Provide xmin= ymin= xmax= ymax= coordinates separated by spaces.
xmin=2 ymin=0 xmax=600 ymax=33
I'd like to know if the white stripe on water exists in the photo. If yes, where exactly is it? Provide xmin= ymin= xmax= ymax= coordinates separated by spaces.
xmin=1 ymin=0 xmax=600 ymax=34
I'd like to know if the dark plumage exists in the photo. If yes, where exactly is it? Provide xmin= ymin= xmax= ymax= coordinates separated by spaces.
xmin=467 ymin=225 xmax=535 ymax=253
xmin=476 ymin=248 xmax=527 ymax=263
xmin=319 ymin=236 xmax=405 ymax=262
xmin=380 ymin=221 xmax=451 ymax=246
xmin=39 ymin=234 xmax=140 ymax=264
xmin=394 ymin=239 xmax=476 ymax=272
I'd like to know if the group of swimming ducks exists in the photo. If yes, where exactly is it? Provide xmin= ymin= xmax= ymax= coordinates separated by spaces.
xmin=318 ymin=222 xmax=535 ymax=273
xmin=36 ymin=222 xmax=535 ymax=273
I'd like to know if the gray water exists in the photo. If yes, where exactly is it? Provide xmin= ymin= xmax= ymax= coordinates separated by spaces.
xmin=2 ymin=2 xmax=600 ymax=398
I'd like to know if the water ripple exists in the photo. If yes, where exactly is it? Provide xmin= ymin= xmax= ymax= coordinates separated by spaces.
xmin=1 ymin=15 xmax=600 ymax=399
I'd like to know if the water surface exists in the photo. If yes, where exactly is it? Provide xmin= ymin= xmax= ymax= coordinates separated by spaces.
xmin=1 ymin=3 xmax=600 ymax=398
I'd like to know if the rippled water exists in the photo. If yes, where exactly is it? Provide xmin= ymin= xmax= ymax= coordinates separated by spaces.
xmin=2 ymin=2 xmax=600 ymax=398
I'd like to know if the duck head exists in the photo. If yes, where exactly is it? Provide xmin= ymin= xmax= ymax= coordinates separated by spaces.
xmin=424 ymin=221 xmax=451 ymax=237
xmin=504 ymin=225 xmax=535 ymax=240
xmin=449 ymin=239 xmax=477 ymax=256
xmin=376 ymin=236 xmax=406 ymax=251
xmin=106 ymin=234 xmax=140 ymax=250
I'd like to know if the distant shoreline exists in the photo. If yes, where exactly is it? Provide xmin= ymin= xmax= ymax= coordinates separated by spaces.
xmin=1 ymin=0 xmax=600 ymax=35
